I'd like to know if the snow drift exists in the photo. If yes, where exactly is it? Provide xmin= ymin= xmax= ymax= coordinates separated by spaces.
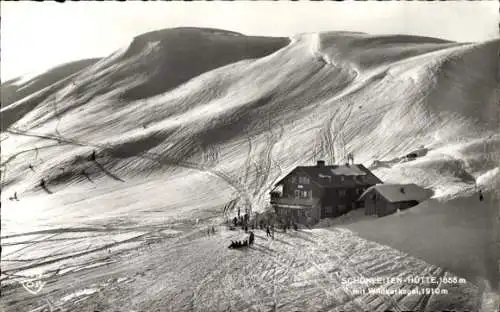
xmin=1 ymin=28 xmax=499 ymax=311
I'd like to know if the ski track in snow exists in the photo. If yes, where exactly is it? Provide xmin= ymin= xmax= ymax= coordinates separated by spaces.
xmin=54 ymin=227 xmax=477 ymax=311
xmin=1 ymin=225 xmax=480 ymax=311
xmin=5 ymin=126 xmax=254 ymax=214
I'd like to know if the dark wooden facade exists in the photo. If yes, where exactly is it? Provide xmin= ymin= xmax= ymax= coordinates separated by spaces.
xmin=270 ymin=161 xmax=382 ymax=224
xmin=317 ymin=186 xmax=366 ymax=218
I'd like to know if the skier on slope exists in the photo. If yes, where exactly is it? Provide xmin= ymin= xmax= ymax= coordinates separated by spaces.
xmin=89 ymin=150 xmax=97 ymax=161
xmin=9 ymin=192 xmax=19 ymax=201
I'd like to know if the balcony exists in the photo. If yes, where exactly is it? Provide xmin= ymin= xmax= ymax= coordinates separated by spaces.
xmin=270 ymin=196 xmax=319 ymax=209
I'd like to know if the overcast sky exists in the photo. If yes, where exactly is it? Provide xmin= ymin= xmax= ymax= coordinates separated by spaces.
xmin=1 ymin=1 xmax=498 ymax=81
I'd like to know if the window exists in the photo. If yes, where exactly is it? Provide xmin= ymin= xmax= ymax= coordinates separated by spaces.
xmin=338 ymin=189 xmax=346 ymax=197
xmin=290 ymin=176 xmax=297 ymax=183
xmin=299 ymin=176 xmax=310 ymax=184
xmin=294 ymin=190 xmax=310 ymax=199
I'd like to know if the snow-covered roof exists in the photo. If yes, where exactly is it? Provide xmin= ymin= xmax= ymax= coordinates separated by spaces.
xmin=274 ymin=163 xmax=382 ymax=187
xmin=359 ymin=183 xmax=431 ymax=203
xmin=330 ymin=165 xmax=367 ymax=176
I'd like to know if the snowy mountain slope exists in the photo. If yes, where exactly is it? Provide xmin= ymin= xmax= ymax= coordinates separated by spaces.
xmin=1 ymin=28 xmax=499 ymax=311
xmin=1 ymin=58 xmax=101 ymax=109
xmin=120 ymin=27 xmax=291 ymax=100
xmin=0 ymin=225 xmax=484 ymax=312
xmin=5 ymin=32 xmax=497 ymax=198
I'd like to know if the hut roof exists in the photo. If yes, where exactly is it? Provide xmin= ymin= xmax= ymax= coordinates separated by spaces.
xmin=274 ymin=164 xmax=382 ymax=187
xmin=359 ymin=183 xmax=432 ymax=203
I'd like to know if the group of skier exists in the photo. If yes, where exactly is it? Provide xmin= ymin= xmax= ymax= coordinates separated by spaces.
xmin=226 ymin=211 xmax=255 ymax=248
xmin=17 ymin=150 xmax=99 ymax=197
xmin=228 ymin=231 xmax=254 ymax=249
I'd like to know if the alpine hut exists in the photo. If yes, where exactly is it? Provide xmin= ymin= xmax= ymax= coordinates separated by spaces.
xmin=269 ymin=160 xmax=382 ymax=225
xmin=359 ymin=183 xmax=432 ymax=217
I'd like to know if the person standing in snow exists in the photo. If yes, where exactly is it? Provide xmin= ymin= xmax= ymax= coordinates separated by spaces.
xmin=479 ymin=189 xmax=484 ymax=202
xmin=249 ymin=231 xmax=255 ymax=245
xmin=212 ymin=225 xmax=216 ymax=235
xmin=9 ymin=193 xmax=17 ymax=201
xmin=347 ymin=152 xmax=354 ymax=165
xmin=306 ymin=216 xmax=312 ymax=229
xmin=266 ymin=226 xmax=271 ymax=238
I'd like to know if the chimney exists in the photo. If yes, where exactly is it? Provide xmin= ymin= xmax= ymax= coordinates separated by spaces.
xmin=316 ymin=160 xmax=325 ymax=167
